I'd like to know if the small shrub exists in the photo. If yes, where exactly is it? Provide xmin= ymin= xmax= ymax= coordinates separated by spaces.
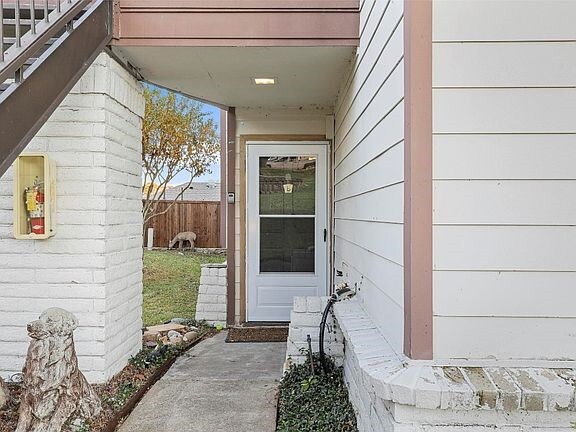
xmin=128 ymin=345 xmax=181 ymax=369
xmin=101 ymin=383 xmax=139 ymax=410
xmin=68 ymin=418 xmax=91 ymax=432
xmin=276 ymin=354 xmax=357 ymax=432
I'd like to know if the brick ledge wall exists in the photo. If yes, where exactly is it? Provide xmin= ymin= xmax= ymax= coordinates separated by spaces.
xmin=333 ymin=299 xmax=576 ymax=431
xmin=286 ymin=297 xmax=576 ymax=430
xmin=285 ymin=296 xmax=344 ymax=369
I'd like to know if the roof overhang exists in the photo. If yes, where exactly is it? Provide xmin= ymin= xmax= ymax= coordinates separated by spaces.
xmin=112 ymin=46 xmax=356 ymax=109
xmin=111 ymin=0 xmax=359 ymax=109
xmin=113 ymin=0 xmax=359 ymax=47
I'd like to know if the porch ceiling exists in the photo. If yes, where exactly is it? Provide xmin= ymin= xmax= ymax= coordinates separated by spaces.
xmin=112 ymin=46 xmax=355 ymax=108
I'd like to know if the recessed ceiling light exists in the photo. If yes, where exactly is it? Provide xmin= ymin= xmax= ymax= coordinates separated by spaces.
xmin=253 ymin=77 xmax=276 ymax=85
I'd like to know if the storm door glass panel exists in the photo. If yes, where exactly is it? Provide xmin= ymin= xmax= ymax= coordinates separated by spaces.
xmin=260 ymin=218 xmax=315 ymax=272
xmin=259 ymin=156 xmax=316 ymax=273
xmin=259 ymin=156 xmax=316 ymax=215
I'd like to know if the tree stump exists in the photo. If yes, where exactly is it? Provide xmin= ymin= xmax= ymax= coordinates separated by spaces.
xmin=0 ymin=376 xmax=9 ymax=409
xmin=16 ymin=308 xmax=101 ymax=432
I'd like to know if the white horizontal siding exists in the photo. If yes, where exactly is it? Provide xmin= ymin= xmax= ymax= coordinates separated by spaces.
xmin=335 ymin=183 xmax=403 ymax=224
xmin=335 ymin=141 xmax=403 ymax=201
xmin=335 ymin=238 xmax=404 ymax=307
xmin=335 ymin=101 xmax=403 ymax=182
xmin=358 ymin=0 xmax=373 ymax=37
xmin=333 ymin=0 xmax=404 ymax=352
xmin=335 ymin=219 xmax=403 ymax=266
xmin=335 ymin=248 xmax=404 ymax=352
xmin=434 ymin=316 xmax=576 ymax=360
xmin=433 ymin=1 xmax=576 ymax=362
xmin=338 ymin=0 xmax=403 ymax=116
xmin=434 ymin=88 xmax=576 ymax=134
xmin=358 ymin=0 xmax=387 ymax=54
xmin=434 ymin=134 xmax=576 ymax=180
xmin=336 ymin=14 xmax=403 ymax=137
xmin=336 ymin=60 xmax=405 ymax=161
xmin=434 ymin=225 xmax=576 ymax=272
xmin=433 ymin=42 xmax=576 ymax=88
xmin=433 ymin=0 xmax=576 ymax=42
xmin=434 ymin=271 xmax=576 ymax=318
xmin=434 ymin=180 xmax=576 ymax=225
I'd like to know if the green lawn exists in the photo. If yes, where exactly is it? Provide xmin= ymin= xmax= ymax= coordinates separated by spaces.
xmin=142 ymin=250 xmax=226 ymax=326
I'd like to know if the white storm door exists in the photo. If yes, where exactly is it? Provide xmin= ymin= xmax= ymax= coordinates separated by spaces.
xmin=247 ymin=142 xmax=328 ymax=322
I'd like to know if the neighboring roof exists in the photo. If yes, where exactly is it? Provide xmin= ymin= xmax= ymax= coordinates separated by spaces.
xmin=162 ymin=182 xmax=221 ymax=202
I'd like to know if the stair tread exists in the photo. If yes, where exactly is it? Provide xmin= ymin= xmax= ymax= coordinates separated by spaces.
xmin=0 ymin=0 xmax=110 ymax=176
xmin=2 ymin=36 xmax=59 ymax=44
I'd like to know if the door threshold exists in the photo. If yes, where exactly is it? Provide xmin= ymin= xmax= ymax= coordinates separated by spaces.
xmin=242 ymin=321 xmax=290 ymax=327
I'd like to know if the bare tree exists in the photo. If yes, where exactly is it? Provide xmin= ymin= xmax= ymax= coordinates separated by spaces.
xmin=142 ymin=87 xmax=219 ymax=228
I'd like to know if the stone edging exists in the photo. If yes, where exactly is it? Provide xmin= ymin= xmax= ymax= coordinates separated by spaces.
xmin=333 ymin=299 xmax=576 ymax=413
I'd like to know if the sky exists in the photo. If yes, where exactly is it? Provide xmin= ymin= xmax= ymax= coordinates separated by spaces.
xmin=146 ymin=84 xmax=222 ymax=186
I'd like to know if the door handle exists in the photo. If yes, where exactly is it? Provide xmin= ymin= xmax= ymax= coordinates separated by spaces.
xmin=323 ymin=229 xmax=327 ymax=242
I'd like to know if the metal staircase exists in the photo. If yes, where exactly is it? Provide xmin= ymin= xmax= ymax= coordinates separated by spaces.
xmin=0 ymin=0 xmax=112 ymax=176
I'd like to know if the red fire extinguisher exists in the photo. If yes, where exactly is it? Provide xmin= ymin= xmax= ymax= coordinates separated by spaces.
xmin=25 ymin=177 xmax=45 ymax=235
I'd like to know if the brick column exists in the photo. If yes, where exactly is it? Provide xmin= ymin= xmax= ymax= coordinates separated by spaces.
xmin=195 ymin=262 xmax=227 ymax=327
xmin=0 ymin=52 xmax=144 ymax=383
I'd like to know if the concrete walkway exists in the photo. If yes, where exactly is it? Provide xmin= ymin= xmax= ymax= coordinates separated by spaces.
xmin=118 ymin=332 xmax=286 ymax=432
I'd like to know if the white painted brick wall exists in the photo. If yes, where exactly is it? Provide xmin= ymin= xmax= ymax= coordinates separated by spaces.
xmin=195 ymin=262 xmax=227 ymax=327
xmin=285 ymin=296 xmax=344 ymax=369
xmin=0 ymin=52 xmax=144 ymax=383
xmin=330 ymin=300 xmax=576 ymax=431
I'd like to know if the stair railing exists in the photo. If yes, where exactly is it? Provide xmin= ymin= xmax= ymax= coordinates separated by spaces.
xmin=0 ymin=0 xmax=112 ymax=176
xmin=0 ymin=0 xmax=92 ymax=85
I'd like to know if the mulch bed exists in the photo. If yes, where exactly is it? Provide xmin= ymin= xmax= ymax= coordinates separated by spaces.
xmin=0 ymin=361 xmax=161 ymax=432
xmin=90 ymin=361 xmax=158 ymax=432
xmin=226 ymin=326 xmax=288 ymax=343
xmin=0 ymin=382 xmax=22 ymax=432
xmin=0 ymin=329 xmax=216 ymax=432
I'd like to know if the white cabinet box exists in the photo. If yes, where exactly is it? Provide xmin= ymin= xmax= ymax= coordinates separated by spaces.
xmin=13 ymin=153 xmax=56 ymax=239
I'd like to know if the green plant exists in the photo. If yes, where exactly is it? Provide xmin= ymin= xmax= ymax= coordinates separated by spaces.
xmin=102 ymin=383 xmax=139 ymax=411
xmin=66 ymin=417 xmax=91 ymax=432
xmin=300 ymin=377 xmax=318 ymax=392
xmin=179 ymin=318 xmax=214 ymax=332
xmin=276 ymin=354 xmax=357 ymax=432
xmin=128 ymin=348 xmax=154 ymax=369
xmin=129 ymin=345 xmax=181 ymax=370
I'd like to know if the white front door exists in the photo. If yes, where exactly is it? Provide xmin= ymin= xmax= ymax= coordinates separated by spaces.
xmin=247 ymin=142 xmax=328 ymax=322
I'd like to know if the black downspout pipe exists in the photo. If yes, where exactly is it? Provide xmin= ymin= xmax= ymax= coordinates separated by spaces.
xmin=319 ymin=294 xmax=337 ymax=374
xmin=319 ymin=284 xmax=354 ymax=374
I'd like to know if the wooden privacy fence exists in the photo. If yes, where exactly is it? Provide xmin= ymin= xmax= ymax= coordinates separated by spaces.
xmin=144 ymin=200 xmax=221 ymax=248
